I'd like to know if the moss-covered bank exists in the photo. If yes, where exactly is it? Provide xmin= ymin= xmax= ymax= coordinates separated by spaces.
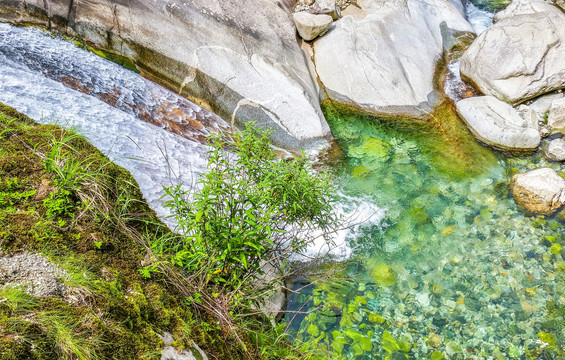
xmin=0 ymin=104 xmax=206 ymax=359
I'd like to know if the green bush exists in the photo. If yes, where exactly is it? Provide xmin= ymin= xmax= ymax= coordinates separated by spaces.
xmin=160 ymin=124 xmax=342 ymax=299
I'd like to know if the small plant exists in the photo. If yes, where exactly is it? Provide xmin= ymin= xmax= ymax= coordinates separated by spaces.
xmin=162 ymin=124 xmax=342 ymax=296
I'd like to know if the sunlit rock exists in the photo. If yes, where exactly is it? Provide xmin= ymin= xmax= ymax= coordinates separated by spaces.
xmin=455 ymin=96 xmax=540 ymax=151
xmin=0 ymin=0 xmax=331 ymax=150
xmin=293 ymin=12 xmax=333 ymax=41
xmin=544 ymin=138 xmax=565 ymax=162
xmin=511 ymin=168 xmax=565 ymax=215
xmin=460 ymin=0 xmax=565 ymax=104
xmin=312 ymin=0 xmax=474 ymax=120
xmin=547 ymin=98 xmax=565 ymax=131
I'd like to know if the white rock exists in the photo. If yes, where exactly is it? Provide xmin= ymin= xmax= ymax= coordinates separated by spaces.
xmin=515 ymin=104 xmax=540 ymax=130
xmin=548 ymin=98 xmax=565 ymax=131
xmin=312 ymin=0 xmax=341 ymax=19
xmin=313 ymin=0 xmax=473 ymax=119
xmin=293 ymin=12 xmax=333 ymax=41
xmin=460 ymin=0 xmax=565 ymax=104
xmin=0 ymin=0 xmax=331 ymax=150
xmin=528 ymin=92 xmax=565 ymax=119
xmin=455 ymin=96 xmax=541 ymax=151
xmin=511 ymin=168 xmax=565 ymax=215
xmin=544 ymin=138 xmax=565 ymax=162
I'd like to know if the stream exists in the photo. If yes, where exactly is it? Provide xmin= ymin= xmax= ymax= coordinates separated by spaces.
xmin=0 ymin=2 xmax=564 ymax=359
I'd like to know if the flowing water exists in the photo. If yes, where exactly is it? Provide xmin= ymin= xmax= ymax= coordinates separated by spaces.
xmin=0 ymin=4 xmax=564 ymax=359
xmin=0 ymin=23 xmax=217 ymax=222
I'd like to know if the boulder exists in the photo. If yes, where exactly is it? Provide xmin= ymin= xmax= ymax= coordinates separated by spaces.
xmin=511 ymin=168 xmax=565 ymax=215
xmin=312 ymin=0 xmax=474 ymax=120
xmin=544 ymin=138 xmax=565 ymax=162
xmin=460 ymin=0 xmax=565 ymax=105
xmin=293 ymin=12 xmax=333 ymax=41
xmin=455 ymin=96 xmax=541 ymax=151
xmin=0 ymin=0 xmax=331 ymax=150
xmin=548 ymin=97 xmax=565 ymax=131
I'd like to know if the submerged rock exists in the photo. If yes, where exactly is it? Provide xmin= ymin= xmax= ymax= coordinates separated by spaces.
xmin=455 ymin=96 xmax=540 ymax=151
xmin=312 ymin=0 xmax=474 ymax=119
xmin=460 ymin=0 xmax=565 ymax=104
xmin=511 ymin=168 xmax=565 ymax=215
xmin=0 ymin=0 xmax=331 ymax=150
xmin=293 ymin=12 xmax=333 ymax=41
xmin=544 ymin=138 xmax=565 ymax=162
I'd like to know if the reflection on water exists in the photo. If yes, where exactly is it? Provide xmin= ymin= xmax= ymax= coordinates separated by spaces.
xmin=285 ymin=106 xmax=565 ymax=359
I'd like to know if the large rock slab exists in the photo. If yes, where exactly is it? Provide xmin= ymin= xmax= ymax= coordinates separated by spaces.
xmin=460 ymin=0 xmax=565 ymax=105
xmin=511 ymin=168 xmax=565 ymax=215
xmin=312 ymin=0 xmax=474 ymax=119
xmin=0 ymin=0 xmax=330 ymax=150
xmin=455 ymin=96 xmax=541 ymax=151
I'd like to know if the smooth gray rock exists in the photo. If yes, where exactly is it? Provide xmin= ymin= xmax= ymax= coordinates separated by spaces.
xmin=528 ymin=92 xmax=565 ymax=119
xmin=161 ymin=332 xmax=207 ymax=360
xmin=460 ymin=0 xmax=565 ymax=105
xmin=0 ymin=0 xmax=331 ymax=150
xmin=293 ymin=12 xmax=333 ymax=41
xmin=511 ymin=168 xmax=565 ymax=214
xmin=312 ymin=0 xmax=473 ymax=119
xmin=312 ymin=0 xmax=341 ymax=19
xmin=515 ymin=104 xmax=540 ymax=130
xmin=544 ymin=138 xmax=565 ymax=161
xmin=548 ymin=98 xmax=565 ymax=131
xmin=455 ymin=96 xmax=541 ymax=151
xmin=0 ymin=252 xmax=67 ymax=298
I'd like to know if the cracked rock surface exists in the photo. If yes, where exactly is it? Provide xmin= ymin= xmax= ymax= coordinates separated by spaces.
xmin=311 ymin=0 xmax=474 ymax=119
xmin=460 ymin=0 xmax=565 ymax=105
xmin=0 ymin=0 xmax=330 ymax=150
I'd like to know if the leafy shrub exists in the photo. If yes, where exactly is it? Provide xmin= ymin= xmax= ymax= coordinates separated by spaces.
xmin=160 ymin=124 xmax=342 ymax=298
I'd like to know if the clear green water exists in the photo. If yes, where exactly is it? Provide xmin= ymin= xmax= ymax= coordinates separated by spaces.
xmin=285 ymin=104 xmax=565 ymax=359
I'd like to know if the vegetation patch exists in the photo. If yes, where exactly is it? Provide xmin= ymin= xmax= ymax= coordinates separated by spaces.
xmin=0 ymin=104 xmax=201 ymax=359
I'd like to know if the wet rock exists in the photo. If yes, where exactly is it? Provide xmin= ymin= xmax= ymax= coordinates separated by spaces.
xmin=547 ymin=98 xmax=565 ymax=131
xmin=544 ymin=138 xmax=565 ymax=161
xmin=455 ymin=96 xmax=541 ymax=151
xmin=293 ymin=12 xmax=333 ymax=41
xmin=0 ymin=0 xmax=331 ymax=150
xmin=0 ymin=252 xmax=67 ymax=298
xmin=312 ymin=0 xmax=473 ymax=120
xmin=511 ymin=168 xmax=565 ymax=215
xmin=460 ymin=0 xmax=565 ymax=104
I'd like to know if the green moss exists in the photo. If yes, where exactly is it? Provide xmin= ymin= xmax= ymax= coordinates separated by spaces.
xmin=0 ymin=104 xmax=202 ymax=359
